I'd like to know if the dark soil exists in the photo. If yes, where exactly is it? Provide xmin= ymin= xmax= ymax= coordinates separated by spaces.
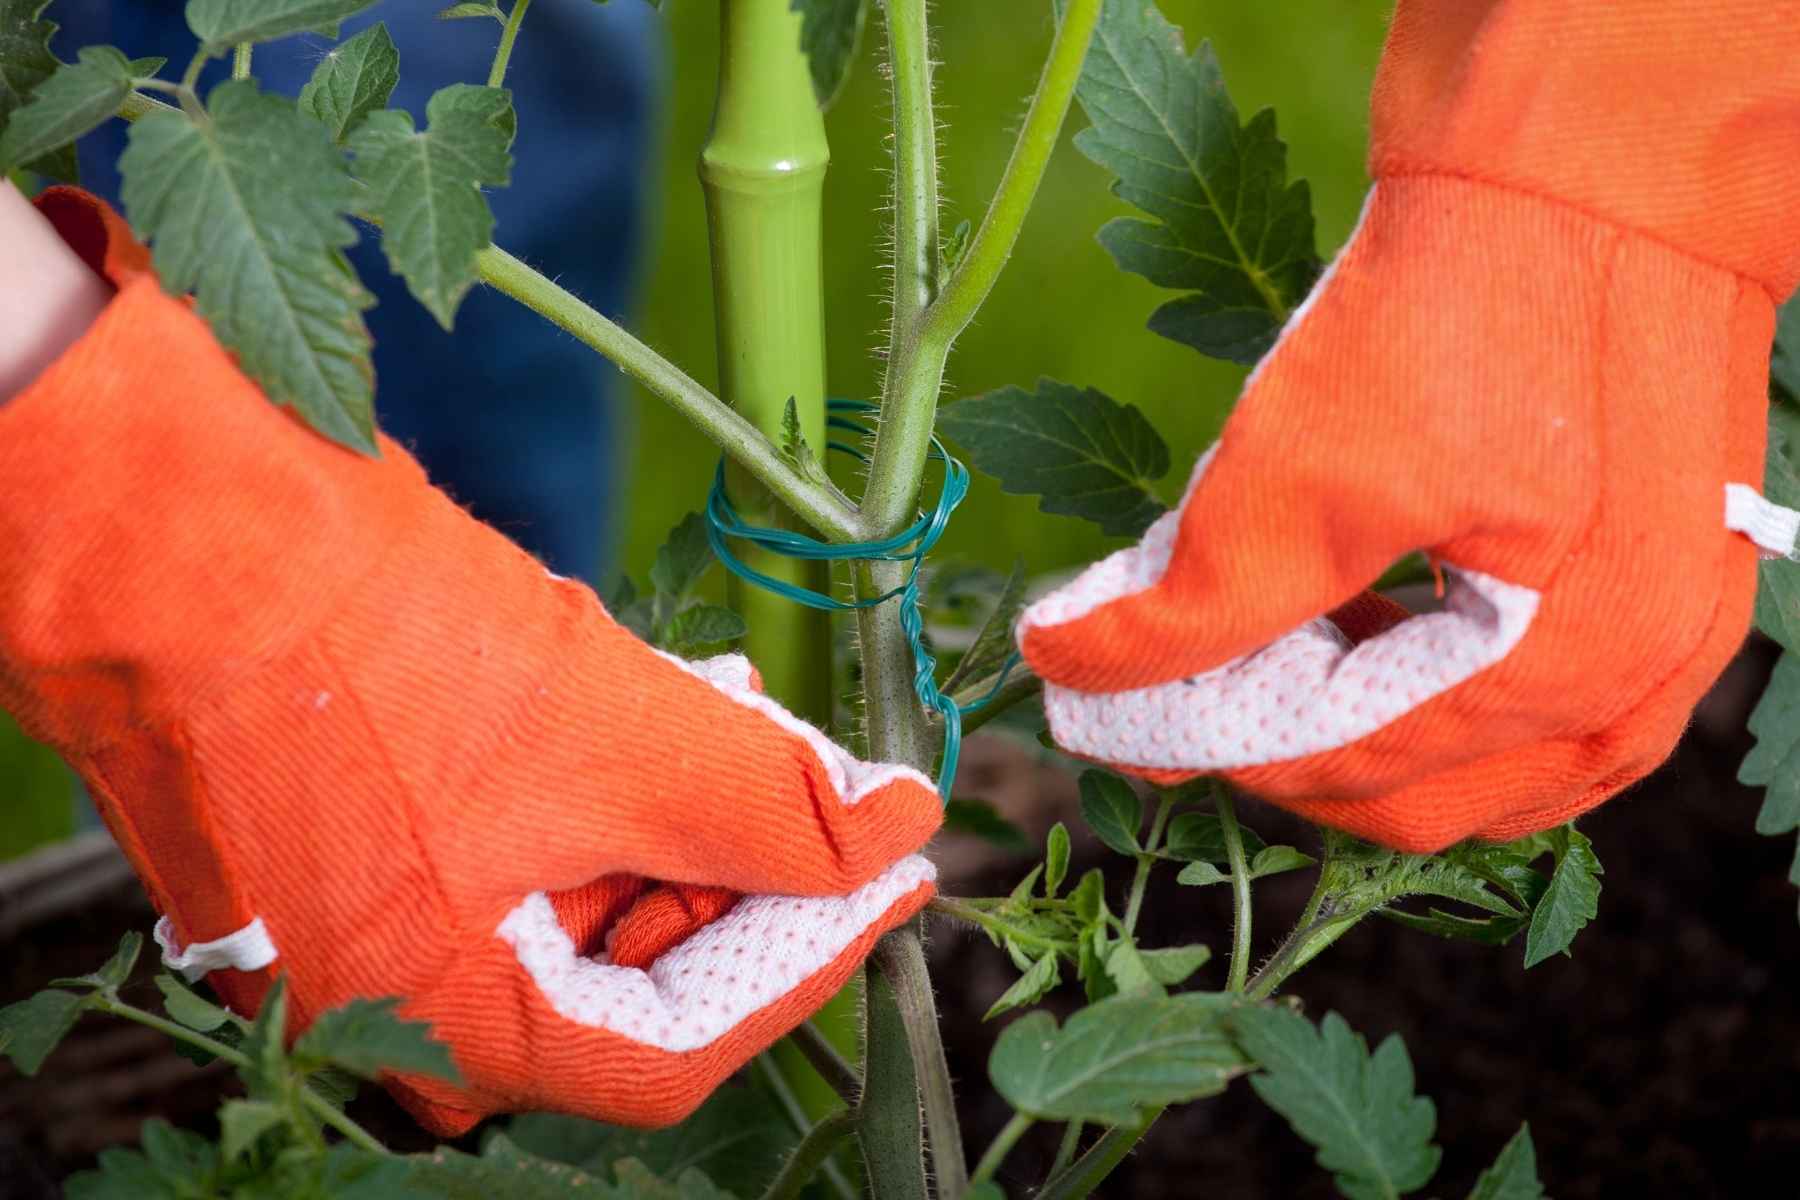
xmin=4 ymin=643 xmax=1798 ymax=1198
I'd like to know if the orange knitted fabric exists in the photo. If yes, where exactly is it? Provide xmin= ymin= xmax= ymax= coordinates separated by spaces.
xmin=0 ymin=190 xmax=941 ymax=1133
xmin=1019 ymin=0 xmax=1799 ymax=852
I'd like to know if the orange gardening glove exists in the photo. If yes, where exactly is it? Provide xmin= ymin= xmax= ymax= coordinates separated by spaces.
xmin=0 ymin=189 xmax=942 ymax=1134
xmin=1021 ymin=0 xmax=1800 ymax=853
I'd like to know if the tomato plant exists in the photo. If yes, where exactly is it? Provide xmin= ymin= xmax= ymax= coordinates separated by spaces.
xmin=3 ymin=0 xmax=1797 ymax=1197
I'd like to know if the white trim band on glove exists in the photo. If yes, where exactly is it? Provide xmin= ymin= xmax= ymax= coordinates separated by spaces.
xmin=154 ymin=915 xmax=279 ymax=982
xmin=1725 ymin=482 xmax=1800 ymax=560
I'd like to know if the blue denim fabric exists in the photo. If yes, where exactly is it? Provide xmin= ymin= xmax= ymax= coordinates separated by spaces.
xmin=51 ymin=1 xmax=660 ymax=582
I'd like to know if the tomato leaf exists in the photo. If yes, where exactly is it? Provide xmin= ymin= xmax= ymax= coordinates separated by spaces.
xmin=1229 ymin=1007 xmax=1442 ymax=1200
xmin=989 ymin=992 xmax=1247 ymax=1123
xmin=293 ymin=995 xmax=462 ymax=1084
xmin=121 ymin=80 xmax=376 ymax=452
xmin=1079 ymin=769 xmax=1142 ymax=856
xmin=0 ymin=46 xmax=161 ymax=172
xmin=1468 ymin=1124 xmax=1546 ymax=1200
xmin=0 ymin=988 xmax=86 ymax=1075
xmin=1065 ymin=0 xmax=1319 ymax=365
xmin=940 ymin=379 xmax=1169 ymax=537
xmin=298 ymin=22 xmax=398 ymax=143
xmin=790 ymin=0 xmax=866 ymax=109
xmin=185 ymin=0 xmax=383 ymax=49
xmin=350 ymin=83 xmax=514 ymax=329
xmin=1521 ymin=825 xmax=1602 ymax=968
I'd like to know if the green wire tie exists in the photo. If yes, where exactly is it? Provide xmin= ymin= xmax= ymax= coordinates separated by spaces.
xmin=705 ymin=400 xmax=1021 ymax=802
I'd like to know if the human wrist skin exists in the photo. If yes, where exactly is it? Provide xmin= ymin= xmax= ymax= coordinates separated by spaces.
xmin=0 ymin=182 xmax=112 ymax=403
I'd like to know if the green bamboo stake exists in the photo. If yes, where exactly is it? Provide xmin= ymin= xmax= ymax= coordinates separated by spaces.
xmin=701 ymin=0 xmax=834 ymax=725
xmin=700 ymin=0 xmax=856 ymax=1141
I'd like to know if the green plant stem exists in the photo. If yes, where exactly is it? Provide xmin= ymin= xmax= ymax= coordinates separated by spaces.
xmin=860 ymin=964 xmax=928 ymax=1199
xmin=1049 ymin=1120 xmax=1084 ymax=1180
xmin=761 ymin=1109 xmax=858 ymax=1200
xmin=969 ymin=1112 xmax=1034 ymax=1188
xmin=1123 ymin=791 xmax=1175 ymax=936
xmin=1036 ymin=1107 xmax=1158 ymax=1200
xmin=927 ymin=895 xmax=1069 ymax=955
xmin=926 ymin=0 xmax=1100 ymax=344
xmin=1245 ymin=890 xmax=1364 ymax=1001
xmin=949 ymin=668 xmax=1042 ymax=737
xmin=874 ymin=923 xmax=968 ymax=1198
xmin=1216 ymin=786 xmax=1254 ymax=994
xmin=473 ymin=245 xmax=859 ymax=542
xmin=860 ymin=0 xmax=1102 ymax=544
xmin=792 ymin=1019 xmax=861 ymax=1103
xmin=90 ymin=996 xmax=386 ymax=1155
xmin=487 ymin=0 xmax=533 ymax=88
xmin=757 ymin=1054 xmax=856 ymax=1200
xmin=230 ymin=43 xmax=251 ymax=81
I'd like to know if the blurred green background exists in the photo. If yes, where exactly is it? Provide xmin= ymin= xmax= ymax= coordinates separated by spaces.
xmin=1 ymin=2 xmax=1391 ymax=858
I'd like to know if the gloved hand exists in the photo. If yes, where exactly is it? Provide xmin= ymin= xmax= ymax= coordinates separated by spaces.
xmin=0 ymin=189 xmax=941 ymax=1134
xmin=1020 ymin=0 xmax=1800 ymax=852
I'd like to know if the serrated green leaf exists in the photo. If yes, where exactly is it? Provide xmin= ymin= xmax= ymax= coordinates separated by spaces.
xmin=990 ymin=992 xmax=1246 ymax=1123
xmin=1756 ymin=416 xmax=1800 ymax=651
xmin=350 ymin=84 xmax=513 ymax=329
xmin=64 ymin=1119 xmax=221 ymax=1199
xmin=1248 ymin=845 xmax=1315 ymax=878
xmin=1163 ymin=810 xmax=1266 ymax=863
xmin=1468 ymin=1124 xmax=1545 ymax=1200
xmin=944 ymin=558 xmax=1027 ymax=695
xmin=0 ymin=46 xmax=143 ymax=171
xmin=1079 ymin=769 xmax=1142 ymax=856
xmin=777 ymin=395 xmax=828 ymax=486
xmin=186 ymin=0 xmax=381 ymax=49
xmin=1522 ymin=825 xmax=1602 ymax=968
xmin=650 ymin=511 xmax=716 ymax=606
xmin=503 ymin=1084 xmax=787 ymax=1194
xmin=0 ymin=988 xmax=85 ymax=1074
xmin=155 ymin=973 xmax=232 ymax=1032
xmin=986 ymin=952 xmax=1061 ymax=1020
xmin=1139 ymin=943 xmax=1210 ymax=986
xmin=1773 ymin=294 xmax=1800 ymax=403
xmin=1009 ymin=862 xmax=1045 ymax=908
xmin=1102 ymin=940 xmax=1164 ymax=997
xmin=49 ymin=930 xmax=143 ymax=991
xmin=0 ymin=0 xmax=57 ymax=133
xmin=219 ymin=1098 xmax=288 ymax=1161
xmin=1045 ymin=821 xmax=1071 ymax=897
xmin=336 ymin=1136 xmax=641 ymax=1198
xmin=1068 ymin=0 xmax=1319 ymax=365
xmin=1742 ymin=650 xmax=1800 ymax=905
xmin=438 ymin=1 xmax=505 ymax=19
xmin=1176 ymin=860 xmax=1229 ymax=887
xmin=121 ymin=81 xmax=376 ymax=452
xmin=941 ymin=380 xmax=1169 ymax=537
xmin=790 ymin=0 xmax=866 ymax=108
xmin=294 ymin=995 xmax=462 ymax=1083
xmin=238 ymin=976 xmax=290 ymax=1096
xmin=944 ymin=797 xmax=1029 ymax=851
xmin=665 ymin=604 xmax=746 ymax=653
xmin=298 ymin=23 xmax=398 ymax=142
xmin=1230 ymin=1007 xmax=1441 ymax=1200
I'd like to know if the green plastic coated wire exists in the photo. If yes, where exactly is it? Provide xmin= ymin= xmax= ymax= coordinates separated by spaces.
xmin=706 ymin=401 xmax=1021 ymax=801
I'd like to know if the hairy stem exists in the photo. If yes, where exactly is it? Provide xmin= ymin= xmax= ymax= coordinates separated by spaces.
xmin=91 ymin=996 xmax=387 ymax=1155
xmin=874 ymin=923 xmax=968 ymax=1198
xmin=1123 ymin=790 xmax=1175 ymax=936
xmin=793 ymin=1019 xmax=862 ymax=1104
xmin=487 ymin=0 xmax=534 ymax=89
xmin=230 ymin=43 xmax=251 ymax=81
xmin=761 ymin=1109 xmax=858 ymax=1200
xmin=969 ymin=1112 xmax=1035 ymax=1188
xmin=1216 ymin=786 xmax=1254 ymax=994
xmin=925 ymin=0 xmax=1101 ymax=345
xmin=860 ymin=964 xmax=928 ymax=1199
xmin=1036 ymin=1107 xmax=1157 ymax=1200
xmin=474 ymin=245 xmax=859 ymax=541
xmin=1049 ymin=1120 xmax=1084 ymax=1180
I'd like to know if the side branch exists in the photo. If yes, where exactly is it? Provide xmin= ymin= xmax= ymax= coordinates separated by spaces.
xmin=925 ymin=0 xmax=1102 ymax=345
xmin=475 ymin=245 xmax=860 ymax=542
